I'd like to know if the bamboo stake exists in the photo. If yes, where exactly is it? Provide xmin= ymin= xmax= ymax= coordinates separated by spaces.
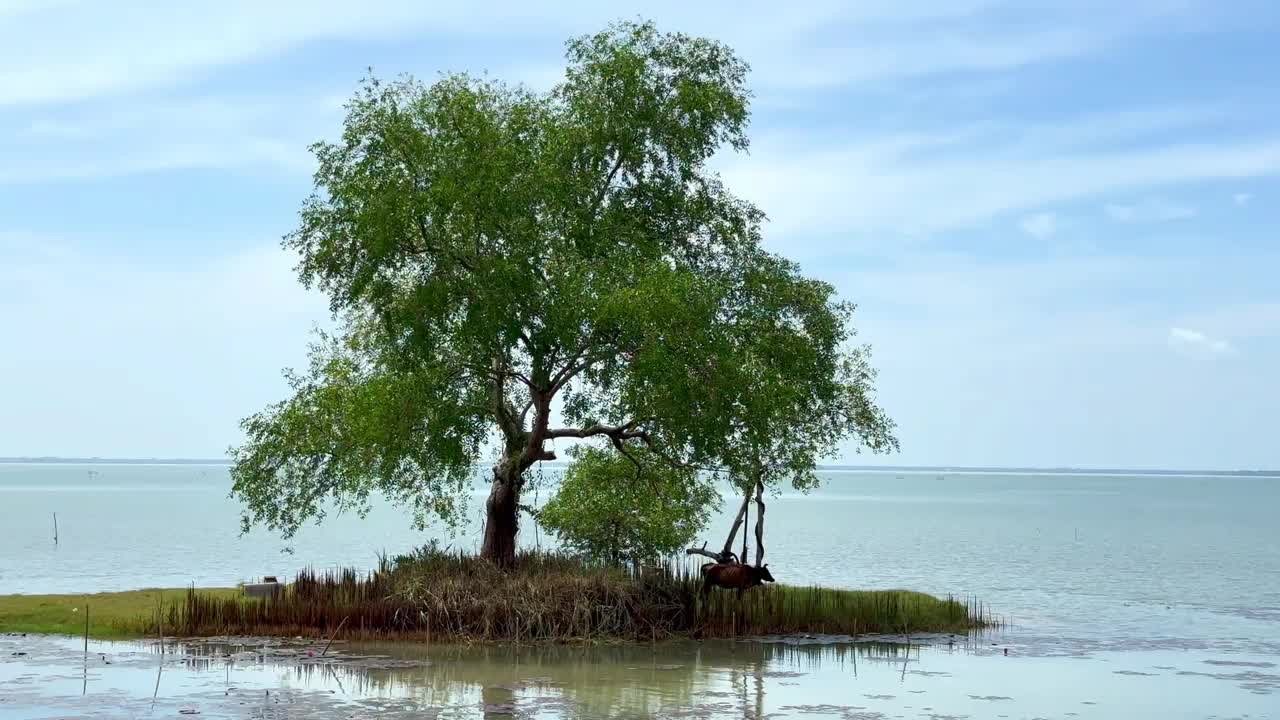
xmin=82 ymin=602 xmax=89 ymax=696
xmin=153 ymin=603 xmax=164 ymax=701
xmin=321 ymin=616 xmax=349 ymax=657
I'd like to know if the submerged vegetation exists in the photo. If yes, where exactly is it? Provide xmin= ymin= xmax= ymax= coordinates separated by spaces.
xmin=156 ymin=548 xmax=986 ymax=642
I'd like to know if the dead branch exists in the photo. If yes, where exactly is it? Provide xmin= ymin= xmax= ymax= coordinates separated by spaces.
xmin=684 ymin=540 xmax=738 ymax=564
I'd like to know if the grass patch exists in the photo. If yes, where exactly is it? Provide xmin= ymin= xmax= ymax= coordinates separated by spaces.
xmin=0 ymin=587 xmax=237 ymax=639
xmin=1 ymin=549 xmax=991 ymax=642
xmin=168 ymin=547 xmax=989 ymax=641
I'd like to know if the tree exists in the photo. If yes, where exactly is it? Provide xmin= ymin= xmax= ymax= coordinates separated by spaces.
xmin=685 ymin=317 xmax=901 ymax=568
xmin=537 ymin=446 xmax=717 ymax=566
xmin=229 ymin=20 xmax=897 ymax=567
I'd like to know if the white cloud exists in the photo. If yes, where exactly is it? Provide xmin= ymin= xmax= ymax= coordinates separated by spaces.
xmin=0 ymin=1 xmax=454 ymax=106
xmin=0 ymin=1 xmax=1258 ymax=189
xmin=816 ymin=253 xmax=1279 ymax=468
xmin=1 ymin=94 xmax=328 ymax=182
xmin=1104 ymin=197 xmax=1197 ymax=223
xmin=721 ymin=128 xmax=1280 ymax=240
xmin=1175 ymin=303 xmax=1280 ymax=340
xmin=1233 ymin=192 xmax=1254 ymax=206
xmin=1019 ymin=212 xmax=1059 ymax=239
xmin=0 ymin=1 xmax=1232 ymax=106
xmin=1168 ymin=327 xmax=1233 ymax=355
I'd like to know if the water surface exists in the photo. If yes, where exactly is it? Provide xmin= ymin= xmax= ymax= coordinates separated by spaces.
xmin=2 ymin=464 xmax=1277 ymax=718
xmin=2 ymin=633 xmax=1277 ymax=719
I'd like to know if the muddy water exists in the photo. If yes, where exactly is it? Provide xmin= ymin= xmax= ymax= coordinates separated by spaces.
xmin=2 ymin=632 xmax=1276 ymax=719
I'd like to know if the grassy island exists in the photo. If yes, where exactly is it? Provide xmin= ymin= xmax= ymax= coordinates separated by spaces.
xmin=0 ymin=549 xmax=989 ymax=642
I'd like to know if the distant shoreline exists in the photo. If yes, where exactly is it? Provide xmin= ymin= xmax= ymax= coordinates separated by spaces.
xmin=0 ymin=457 xmax=231 ymax=466
xmin=1 ymin=457 xmax=1275 ymax=477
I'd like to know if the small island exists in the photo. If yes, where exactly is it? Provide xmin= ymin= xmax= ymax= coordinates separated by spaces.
xmin=0 ymin=549 xmax=987 ymax=643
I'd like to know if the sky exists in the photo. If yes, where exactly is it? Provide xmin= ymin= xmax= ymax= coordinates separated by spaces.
xmin=1 ymin=1 xmax=1278 ymax=470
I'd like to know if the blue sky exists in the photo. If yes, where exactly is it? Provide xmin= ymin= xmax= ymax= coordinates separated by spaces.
xmin=2 ymin=1 xmax=1277 ymax=469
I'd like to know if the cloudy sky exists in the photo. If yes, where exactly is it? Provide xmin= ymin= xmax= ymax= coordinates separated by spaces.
xmin=2 ymin=1 xmax=1277 ymax=470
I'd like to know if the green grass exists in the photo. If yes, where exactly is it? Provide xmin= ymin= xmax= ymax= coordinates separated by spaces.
xmin=696 ymin=584 xmax=987 ymax=637
xmin=0 ymin=588 xmax=238 ymax=639
xmin=0 ymin=550 xmax=992 ymax=642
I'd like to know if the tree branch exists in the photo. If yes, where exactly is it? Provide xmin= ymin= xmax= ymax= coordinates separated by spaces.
xmin=589 ymin=151 xmax=627 ymax=219
xmin=491 ymin=358 xmax=522 ymax=443
xmin=685 ymin=541 xmax=738 ymax=564
xmin=608 ymin=433 xmax=644 ymax=481
xmin=517 ymin=329 xmax=535 ymax=355
xmin=517 ymin=396 xmax=536 ymax=427
xmin=754 ymin=477 xmax=766 ymax=568
xmin=466 ymin=360 xmax=534 ymax=389
xmin=548 ymin=333 xmax=620 ymax=392
xmin=381 ymin=119 xmax=478 ymax=274
xmin=545 ymin=421 xmax=647 ymax=442
xmin=721 ymin=489 xmax=751 ymax=560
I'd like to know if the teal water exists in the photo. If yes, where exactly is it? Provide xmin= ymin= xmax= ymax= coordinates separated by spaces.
xmin=2 ymin=464 xmax=1278 ymax=718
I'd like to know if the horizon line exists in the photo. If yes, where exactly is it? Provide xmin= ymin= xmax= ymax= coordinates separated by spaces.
xmin=0 ymin=456 xmax=1275 ymax=476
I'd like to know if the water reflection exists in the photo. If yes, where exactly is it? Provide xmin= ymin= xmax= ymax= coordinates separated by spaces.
xmin=3 ymin=633 xmax=1277 ymax=719
xmin=154 ymin=637 xmax=982 ymax=718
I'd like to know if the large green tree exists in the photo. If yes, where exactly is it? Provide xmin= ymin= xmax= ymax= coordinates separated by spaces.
xmin=230 ymin=21 xmax=897 ymax=567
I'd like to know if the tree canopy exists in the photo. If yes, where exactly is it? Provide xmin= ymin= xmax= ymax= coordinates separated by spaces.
xmin=230 ymin=20 xmax=897 ymax=566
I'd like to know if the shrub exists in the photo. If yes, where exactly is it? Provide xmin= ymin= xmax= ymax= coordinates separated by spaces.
xmin=537 ymin=446 xmax=718 ymax=566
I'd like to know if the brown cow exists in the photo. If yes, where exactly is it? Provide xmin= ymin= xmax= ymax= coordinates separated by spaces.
xmin=700 ymin=562 xmax=776 ymax=600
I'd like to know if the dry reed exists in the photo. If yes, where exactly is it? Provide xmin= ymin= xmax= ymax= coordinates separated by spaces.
xmin=148 ymin=546 xmax=991 ymax=642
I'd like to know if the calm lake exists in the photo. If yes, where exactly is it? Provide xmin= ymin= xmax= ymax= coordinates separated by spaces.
xmin=2 ymin=463 xmax=1278 ymax=719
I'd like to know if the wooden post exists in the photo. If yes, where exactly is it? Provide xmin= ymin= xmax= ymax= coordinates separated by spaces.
xmin=153 ymin=603 xmax=164 ymax=700
xmin=82 ymin=602 xmax=89 ymax=696
xmin=53 ymin=513 xmax=58 ymax=545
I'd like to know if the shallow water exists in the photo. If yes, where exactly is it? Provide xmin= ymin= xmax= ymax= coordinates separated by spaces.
xmin=2 ymin=633 xmax=1277 ymax=719
xmin=2 ymin=463 xmax=1278 ymax=717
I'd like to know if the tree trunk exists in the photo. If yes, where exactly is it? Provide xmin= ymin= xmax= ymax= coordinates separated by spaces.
xmin=480 ymin=474 xmax=519 ymax=568
xmin=753 ymin=478 xmax=766 ymax=567
xmin=719 ymin=491 xmax=751 ymax=560
xmin=686 ymin=484 xmax=755 ymax=565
